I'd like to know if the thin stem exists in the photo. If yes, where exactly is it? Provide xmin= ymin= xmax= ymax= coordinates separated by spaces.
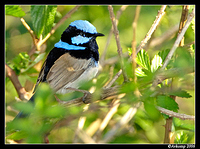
xmin=157 ymin=106 xmax=195 ymax=120
xmin=5 ymin=63 xmax=29 ymax=101
xmin=108 ymin=5 xmax=128 ymax=82
xmin=161 ymin=8 xmax=195 ymax=70
xmin=136 ymin=5 xmax=167 ymax=54
xmin=37 ymin=5 xmax=80 ymax=48
xmin=132 ymin=5 xmax=141 ymax=83
xmin=100 ymin=5 xmax=128 ymax=64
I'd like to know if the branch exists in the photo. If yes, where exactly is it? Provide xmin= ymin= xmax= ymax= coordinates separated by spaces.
xmin=100 ymin=102 xmax=141 ymax=143
xmin=161 ymin=8 xmax=195 ymax=70
xmin=178 ymin=5 xmax=190 ymax=46
xmin=20 ymin=18 xmax=39 ymax=56
xmin=151 ymin=67 xmax=194 ymax=89
xmin=93 ymin=99 xmax=120 ymax=142
xmin=24 ymin=5 xmax=80 ymax=56
xmin=100 ymin=5 xmax=128 ymax=64
xmin=157 ymin=106 xmax=195 ymax=120
xmin=151 ymin=8 xmax=195 ymax=90
xmin=20 ymin=18 xmax=37 ymax=46
xmin=59 ymin=67 xmax=194 ymax=111
xmin=101 ymin=52 xmax=129 ymax=67
xmin=104 ymin=69 xmax=122 ymax=89
xmin=132 ymin=5 xmax=141 ymax=83
xmin=59 ymin=85 xmax=121 ymax=107
xmin=136 ymin=5 xmax=167 ymax=54
xmin=108 ymin=5 xmax=128 ymax=82
xmin=5 ymin=63 xmax=30 ymax=101
xmin=163 ymin=6 xmax=190 ymax=143
xmin=147 ymin=24 xmax=179 ymax=49
xmin=37 ymin=5 xmax=80 ymax=48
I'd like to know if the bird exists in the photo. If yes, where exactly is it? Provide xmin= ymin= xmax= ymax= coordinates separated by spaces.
xmin=14 ymin=20 xmax=104 ymax=119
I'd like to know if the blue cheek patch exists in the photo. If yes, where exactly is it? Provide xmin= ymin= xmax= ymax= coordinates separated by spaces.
xmin=71 ymin=35 xmax=91 ymax=45
xmin=54 ymin=40 xmax=86 ymax=50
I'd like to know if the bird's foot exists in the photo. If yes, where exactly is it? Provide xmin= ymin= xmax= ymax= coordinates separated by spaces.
xmin=66 ymin=87 xmax=92 ymax=104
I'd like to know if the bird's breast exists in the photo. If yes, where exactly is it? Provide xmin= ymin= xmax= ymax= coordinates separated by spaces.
xmin=55 ymin=60 xmax=99 ymax=94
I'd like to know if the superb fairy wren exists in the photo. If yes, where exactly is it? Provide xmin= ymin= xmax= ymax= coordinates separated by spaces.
xmin=15 ymin=20 xmax=104 ymax=119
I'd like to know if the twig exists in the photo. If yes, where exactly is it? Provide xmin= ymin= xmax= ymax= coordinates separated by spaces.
xmin=100 ymin=102 xmax=141 ymax=143
xmin=147 ymin=24 xmax=179 ymax=49
xmin=59 ymin=67 xmax=194 ymax=107
xmin=59 ymin=86 xmax=120 ymax=107
xmin=163 ymin=6 xmax=190 ymax=144
xmin=136 ymin=5 xmax=167 ymax=54
xmin=151 ymin=66 xmax=194 ymax=89
xmin=100 ymin=5 xmax=128 ymax=64
xmin=5 ymin=63 xmax=30 ymax=101
xmin=132 ymin=5 xmax=141 ymax=83
xmin=73 ymin=116 xmax=87 ymax=143
xmin=101 ymin=52 xmax=129 ymax=67
xmin=25 ymin=5 xmax=80 ymax=55
xmin=93 ymin=99 xmax=120 ymax=142
xmin=76 ymin=129 xmax=96 ymax=143
xmin=108 ymin=5 xmax=128 ymax=82
xmin=37 ymin=5 xmax=80 ymax=49
xmin=108 ymin=5 xmax=123 ymax=60
xmin=131 ymin=5 xmax=142 ymax=98
xmin=20 ymin=18 xmax=37 ymax=46
xmin=151 ymin=8 xmax=195 ymax=88
xmin=20 ymin=18 xmax=38 ymax=56
xmin=157 ymin=106 xmax=195 ymax=120
xmin=161 ymin=8 xmax=195 ymax=70
xmin=104 ymin=69 xmax=122 ymax=89
xmin=178 ymin=5 xmax=190 ymax=46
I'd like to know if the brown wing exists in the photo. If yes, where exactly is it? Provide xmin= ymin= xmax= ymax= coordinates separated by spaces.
xmin=46 ymin=53 xmax=92 ymax=92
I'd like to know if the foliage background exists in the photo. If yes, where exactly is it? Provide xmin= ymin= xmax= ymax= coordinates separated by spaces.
xmin=5 ymin=5 xmax=195 ymax=144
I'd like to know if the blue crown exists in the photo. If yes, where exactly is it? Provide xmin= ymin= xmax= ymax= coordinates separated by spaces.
xmin=70 ymin=20 xmax=97 ymax=34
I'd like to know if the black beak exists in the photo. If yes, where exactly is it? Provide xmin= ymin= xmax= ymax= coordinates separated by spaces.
xmin=94 ymin=32 xmax=104 ymax=37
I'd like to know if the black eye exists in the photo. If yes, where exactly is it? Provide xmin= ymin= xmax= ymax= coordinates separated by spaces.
xmin=79 ymin=32 xmax=85 ymax=37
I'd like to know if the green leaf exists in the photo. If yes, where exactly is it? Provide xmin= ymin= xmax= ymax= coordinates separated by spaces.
xmin=135 ymin=67 xmax=147 ymax=77
xmin=127 ymin=47 xmax=132 ymax=56
xmin=173 ymin=117 xmax=195 ymax=131
xmin=43 ymin=105 xmax=66 ymax=118
xmin=156 ymin=95 xmax=179 ymax=118
xmin=12 ymin=52 xmax=31 ymax=75
xmin=21 ymin=53 xmax=45 ymax=74
xmin=173 ymin=47 xmax=194 ymax=69
xmin=190 ymin=44 xmax=195 ymax=54
xmin=6 ymin=131 xmax=28 ymax=140
xmin=158 ymin=49 xmax=172 ymax=69
xmin=169 ymin=89 xmax=192 ymax=98
xmin=174 ymin=131 xmax=188 ymax=143
xmin=144 ymin=100 xmax=161 ymax=121
xmin=120 ymin=81 xmax=136 ymax=94
xmin=136 ymin=49 xmax=151 ymax=71
xmin=34 ymin=83 xmax=54 ymax=104
xmin=14 ymin=101 xmax=34 ymax=115
xmin=5 ymin=5 xmax=26 ymax=17
xmin=31 ymin=5 xmax=57 ymax=38
xmin=151 ymin=54 xmax=162 ymax=72
xmin=158 ymin=49 xmax=170 ymax=63
xmin=156 ymin=95 xmax=179 ymax=112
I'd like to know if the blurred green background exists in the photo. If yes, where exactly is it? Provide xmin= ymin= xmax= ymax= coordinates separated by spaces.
xmin=5 ymin=5 xmax=195 ymax=143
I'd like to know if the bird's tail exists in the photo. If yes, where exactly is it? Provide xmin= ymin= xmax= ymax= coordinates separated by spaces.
xmin=13 ymin=95 xmax=35 ymax=120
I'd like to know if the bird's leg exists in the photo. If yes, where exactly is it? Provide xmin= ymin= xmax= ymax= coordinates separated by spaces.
xmin=65 ymin=87 xmax=92 ymax=104
xmin=54 ymin=94 xmax=63 ymax=103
